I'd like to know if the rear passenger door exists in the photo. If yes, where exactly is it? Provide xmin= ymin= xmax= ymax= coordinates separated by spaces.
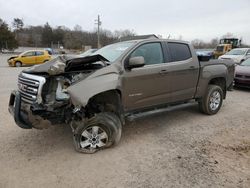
xmin=162 ymin=42 xmax=199 ymax=103
xmin=35 ymin=51 xmax=45 ymax=64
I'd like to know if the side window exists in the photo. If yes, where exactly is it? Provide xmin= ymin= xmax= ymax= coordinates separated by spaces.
xmin=36 ymin=51 xmax=44 ymax=56
xmin=130 ymin=43 xmax=164 ymax=65
xmin=168 ymin=43 xmax=192 ymax=62
xmin=23 ymin=51 xmax=35 ymax=57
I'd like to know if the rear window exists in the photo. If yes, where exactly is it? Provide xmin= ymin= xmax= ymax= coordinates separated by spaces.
xmin=168 ymin=43 xmax=192 ymax=62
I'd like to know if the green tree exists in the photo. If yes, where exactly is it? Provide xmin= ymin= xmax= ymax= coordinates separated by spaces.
xmin=0 ymin=18 xmax=18 ymax=51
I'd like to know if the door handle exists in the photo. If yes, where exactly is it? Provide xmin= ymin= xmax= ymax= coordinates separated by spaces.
xmin=159 ymin=70 xmax=168 ymax=75
xmin=189 ymin=66 xmax=195 ymax=69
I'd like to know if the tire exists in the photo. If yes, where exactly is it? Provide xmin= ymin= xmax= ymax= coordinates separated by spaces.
xmin=15 ymin=61 xmax=22 ymax=67
xmin=199 ymin=85 xmax=223 ymax=115
xmin=73 ymin=112 xmax=122 ymax=154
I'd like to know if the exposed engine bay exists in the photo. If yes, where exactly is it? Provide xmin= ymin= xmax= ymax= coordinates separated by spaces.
xmin=17 ymin=54 xmax=110 ymax=129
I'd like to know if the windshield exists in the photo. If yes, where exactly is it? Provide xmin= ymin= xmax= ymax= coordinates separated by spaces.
xmin=93 ymin=41 xmax=136 ymax=62
xmin=241 ymin=58 xmax=250 ymax=66
xmin=216 ymin=46 xmax=224 ymax=52
xmin=226 ymin=49 xmax=247 ymax=55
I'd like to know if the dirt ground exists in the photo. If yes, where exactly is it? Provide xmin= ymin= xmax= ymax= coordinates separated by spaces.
xmin=0 ymin=54 xmax=249 ymax=188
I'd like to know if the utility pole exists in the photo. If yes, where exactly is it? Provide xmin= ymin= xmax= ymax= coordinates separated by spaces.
xmin=95 ymin=15 xmax=102 ymax=48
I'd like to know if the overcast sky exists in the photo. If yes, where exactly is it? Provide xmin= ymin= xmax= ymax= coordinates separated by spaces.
xmin=1 ymin=0 xmax=250 ymax=43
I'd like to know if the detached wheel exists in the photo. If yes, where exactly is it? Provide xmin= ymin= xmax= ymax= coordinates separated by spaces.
xmin=15 ymin=61 xmax=22 ymax=67
xmin=199 ymin=85 xmax=223 ymax=115
xmin=73 ymin=112 xmax=122 ymax=154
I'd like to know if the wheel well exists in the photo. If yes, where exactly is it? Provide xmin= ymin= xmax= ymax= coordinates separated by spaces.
xmin=15 ymin=61 xmax=22 ymax=64
xmin=86 ymin=90 xmax=123 ymax=118
xmin=208 ymin=77 xmax=226 ymax=98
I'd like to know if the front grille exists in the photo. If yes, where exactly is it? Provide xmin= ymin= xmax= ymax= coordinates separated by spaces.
xmin=18 ymin=73 xmax=46 ymax=104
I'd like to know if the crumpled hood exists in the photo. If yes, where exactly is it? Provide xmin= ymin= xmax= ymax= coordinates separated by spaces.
xmin=23 ymin=54 xmax=109 ymax=75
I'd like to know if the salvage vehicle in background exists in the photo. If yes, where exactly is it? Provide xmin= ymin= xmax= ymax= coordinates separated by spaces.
xmin=234 ymin=58 xmax=250 ymax=88
xmin=7 ymin=50 xmax=51 ymax=67
xmin=219 ymin=48 xmax=250 ymax=64
xmin=214 ymin=38 xmax=241 ymax=59
xmin=8 ymin=38 xmax=235 ymax=153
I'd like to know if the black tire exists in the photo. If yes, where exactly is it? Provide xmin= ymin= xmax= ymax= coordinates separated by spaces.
xmin=15 ymin=61 xmax=22 ymax=67
xmin=199 ymin=85 xmax=223 ymax=115
xmin=73 ymin=112 xmax=122 ymax=154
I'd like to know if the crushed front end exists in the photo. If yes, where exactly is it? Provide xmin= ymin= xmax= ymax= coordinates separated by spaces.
xmin=8 ymin=55 xmax=110 ymax=129
xmin=8 ymin=72 xmax=72 ymax=129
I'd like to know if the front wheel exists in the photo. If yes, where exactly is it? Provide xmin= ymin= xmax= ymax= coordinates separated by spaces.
xmin=199 ymin=85 xmax=223 ymax=115
xmin=15 ymin=61 xmax=22 ymax=67
xmin=73 ymin=112 xmax=122 ymax=154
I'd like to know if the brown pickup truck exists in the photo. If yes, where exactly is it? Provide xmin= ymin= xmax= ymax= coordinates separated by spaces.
xmin=9 ymin=39 xmax=235 ymax=153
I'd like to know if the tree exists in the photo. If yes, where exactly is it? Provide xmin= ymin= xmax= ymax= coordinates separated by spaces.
xmin=12 ymin=18 xmax=24 ymax=31
xmin=74 ymin=24 xmax=82 ymax=32
xmin=41 ymin=22 xmax=53 ymax=47
xmin=210 ymin=38 xmax=219 ymax=48
xmin=113 ymin=29 xmax=136 ymax=39
xmin=0 ymin=18 xmax=18 ymax=51
xmin=53 ymin=26 xmax=65 ymax=47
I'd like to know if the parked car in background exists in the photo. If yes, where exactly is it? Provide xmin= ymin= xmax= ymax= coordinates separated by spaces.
xmin=218 ymin=48 xmax=250 ymax=64
xmin=234 ymin=58 xmax=250 ymax=88
xmin=8 ymin=50 xmax=52 ymax=67
xmin=196 ymin=49 xmax=214 ymax=58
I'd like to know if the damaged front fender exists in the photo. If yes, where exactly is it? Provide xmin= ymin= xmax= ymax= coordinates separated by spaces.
xmin=67 ymin=72 xmax=120 ymax=107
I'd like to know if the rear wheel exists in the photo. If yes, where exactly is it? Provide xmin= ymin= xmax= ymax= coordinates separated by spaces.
xmin=199 ymin=85 xmax=223 ymax=115
xmin=15 ymin=61 xmax=22 ymax=67
xmin=73 ymin=112 xmax=122 ymax=153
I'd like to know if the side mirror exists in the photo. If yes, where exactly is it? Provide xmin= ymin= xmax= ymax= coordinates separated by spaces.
xmin=198 ymin=55 xmax=211 ymax=62
xmin=127 ymin=56 xmax=145 ymax=69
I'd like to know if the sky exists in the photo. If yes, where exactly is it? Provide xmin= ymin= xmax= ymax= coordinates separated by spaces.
xmin=1 ymin=0 xmax=250 ymax=44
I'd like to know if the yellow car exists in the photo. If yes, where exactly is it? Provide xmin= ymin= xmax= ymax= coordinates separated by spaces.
xmin=8 ymin=50 xmax=51 ymax=67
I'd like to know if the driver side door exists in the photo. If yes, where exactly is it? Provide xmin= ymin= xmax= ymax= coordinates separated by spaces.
xmin=122 ymin=42 xmax=170 ymax=112
xmin=21 ymin=51 xmax=36 ymax=65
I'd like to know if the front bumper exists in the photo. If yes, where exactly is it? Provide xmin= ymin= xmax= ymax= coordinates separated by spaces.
xmin=8 ymin=90 xmax=32 ymax=129
xmin=8 ymin=60 xmax=14 ymax=66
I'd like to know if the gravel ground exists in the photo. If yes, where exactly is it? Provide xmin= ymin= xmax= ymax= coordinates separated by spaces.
xmin=0 ymin=54 xmax=250 ymax=188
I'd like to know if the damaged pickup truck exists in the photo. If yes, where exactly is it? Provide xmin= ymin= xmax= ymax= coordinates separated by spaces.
xmin=8 ymin=39 xmax=235 ymax=153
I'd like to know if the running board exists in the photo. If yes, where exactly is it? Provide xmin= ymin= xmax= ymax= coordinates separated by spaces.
xmin=125 ymin=102 xmax=197 ymax=121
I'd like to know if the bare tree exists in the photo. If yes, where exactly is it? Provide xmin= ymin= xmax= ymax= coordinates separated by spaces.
xmin=12 ymin=18 xmax=24 ymax=31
